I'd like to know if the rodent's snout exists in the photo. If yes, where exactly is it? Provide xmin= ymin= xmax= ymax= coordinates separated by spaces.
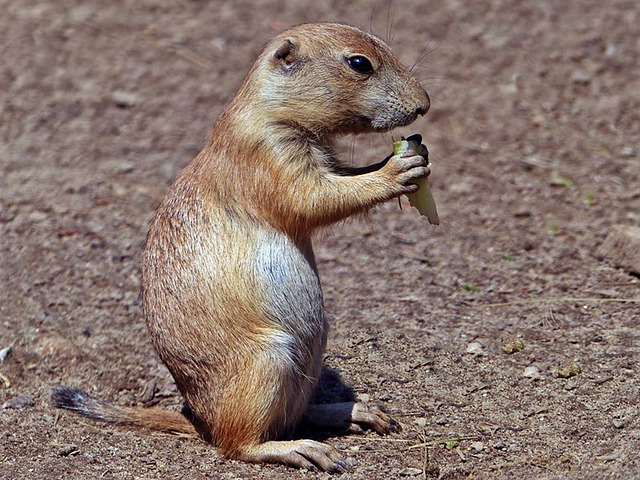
xmin=416 ymin=91 xmax=431 ymax=117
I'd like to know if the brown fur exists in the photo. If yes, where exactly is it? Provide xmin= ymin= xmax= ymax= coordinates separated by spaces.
xmin=52 ymin=23 xmax=429 ymax=472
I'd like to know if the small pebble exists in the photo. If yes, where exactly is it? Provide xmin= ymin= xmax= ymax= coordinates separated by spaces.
xmin=356 ymin=393 xmax=370 ymax=403
xmin=523 ymin=365 xmax=542 ymax=379
xmin=470 ymin=441 xmax=484 ymax=453
xmin=140 ymin=379 xmax=157 ymax=404
xmin=571 ymin=69 xmax=591 ymax=85
xmin=139 ymin=456 xmax=156 ymax=466
xmin=115 ymin=161 xmax=135 ymax=174
xmin=466 ymin=342 xmax=485 ymax=355
xmin=599 ymin=451 xmax=621 ymax=462
xmin=0 ymin=346 xmax=11 ymax=362
xmin=58 ymin=444 xmax=80 ymax=457
xmin=399 ymin=467 xmax=423 ymax=476
xmin=612 ymin=418 xmax=627 ymax=429
xmin=621 ymin=146 xmax=636 ymax=157
xmin=0 ymin=204 xmax=15 ymax=223
xmin=413 ymin=417 xmax=427 ymax=428
xmin=111 ymin=90 xmax=141 ymax=108
xmin=434 ymin=416 xmax=448 ymax=426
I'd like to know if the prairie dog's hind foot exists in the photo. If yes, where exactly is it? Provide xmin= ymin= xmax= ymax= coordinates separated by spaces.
xmin=305 ymin=402 xmax=401 ymax=435
xmin=349 ymin=403 xmax=401 ymax=434
xmin=236 ymin=439 xmax=348 ymax=473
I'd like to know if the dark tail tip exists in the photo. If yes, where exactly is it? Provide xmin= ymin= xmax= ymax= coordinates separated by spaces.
xmin=51 ymin=385 xmax=95 ymax=411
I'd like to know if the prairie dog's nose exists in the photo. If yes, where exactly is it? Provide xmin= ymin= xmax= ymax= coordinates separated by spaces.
xmin=416 ymin=90 xmax=430 ymax=116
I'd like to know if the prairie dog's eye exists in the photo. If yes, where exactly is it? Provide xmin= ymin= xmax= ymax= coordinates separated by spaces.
xmin=347 ymin=55 xmax=374 ymax=74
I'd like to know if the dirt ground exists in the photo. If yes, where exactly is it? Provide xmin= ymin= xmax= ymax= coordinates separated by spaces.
xmin=1 ymin=0 xmax=639 ymax=479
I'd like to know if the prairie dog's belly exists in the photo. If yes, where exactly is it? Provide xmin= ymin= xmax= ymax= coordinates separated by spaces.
xmin=253 ymin=230 xmax=325 ymax=336
xmin=252 ymin=230 xmax=327 ymax=396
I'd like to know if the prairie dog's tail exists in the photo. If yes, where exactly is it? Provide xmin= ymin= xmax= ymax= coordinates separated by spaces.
xmin=51 ymin=385 xmax=197 ymax=436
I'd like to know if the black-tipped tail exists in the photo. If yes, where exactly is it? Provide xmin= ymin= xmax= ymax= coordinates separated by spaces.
xmin=51 ymin=385 xmax=117 ymax=422
xmin=51 ymin=384 xmax=198 ymax=435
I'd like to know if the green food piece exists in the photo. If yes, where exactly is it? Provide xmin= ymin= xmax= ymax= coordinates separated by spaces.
xmin=501 ymin=336 xmax=525 ymax=354
xmin=462 ymin=283 xmax=479 ymax=293
xmin=556 ymin=360 xmax=582 ymax=378
xmin=443 ymin=439 xmax=460 ymax=450
xmin=392 ymin=134 xmax=439 ymax=225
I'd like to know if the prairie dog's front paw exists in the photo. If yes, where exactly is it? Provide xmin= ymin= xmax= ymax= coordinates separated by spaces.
xmin=382 ymin=151 xmax=430 ymax=196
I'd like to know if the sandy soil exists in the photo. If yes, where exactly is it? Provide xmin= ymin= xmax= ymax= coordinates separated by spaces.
xmin=1 ymin=1 xmax=639 ymax=479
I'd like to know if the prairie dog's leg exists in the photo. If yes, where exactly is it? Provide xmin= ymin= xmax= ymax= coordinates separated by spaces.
xmin=205 ymin=330 xmax=346 ymax=472
xmin=236 ymin=439 xmax=347 ymax=472
xmin=305 ymin=402 xmax=399 ymax=434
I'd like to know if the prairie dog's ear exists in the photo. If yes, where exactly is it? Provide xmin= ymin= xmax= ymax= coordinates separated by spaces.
xmin=273 ymin=39 xmax=297 ymax=70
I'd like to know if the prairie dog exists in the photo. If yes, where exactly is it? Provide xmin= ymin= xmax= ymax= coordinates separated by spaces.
xmin=53 ymin=22 xmax=430 ymax=472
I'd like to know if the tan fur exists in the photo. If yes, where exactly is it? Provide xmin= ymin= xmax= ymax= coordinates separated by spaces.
xmin=54 ymin=23 xmax=429 ymax=472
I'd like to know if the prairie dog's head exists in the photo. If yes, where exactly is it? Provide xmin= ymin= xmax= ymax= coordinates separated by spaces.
xmin=248 ymin=23 xmax=430 ymax=136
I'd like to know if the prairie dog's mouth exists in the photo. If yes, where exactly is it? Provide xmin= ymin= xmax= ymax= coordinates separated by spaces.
xmin=370 ymin=111 xmax=420 ymax=133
